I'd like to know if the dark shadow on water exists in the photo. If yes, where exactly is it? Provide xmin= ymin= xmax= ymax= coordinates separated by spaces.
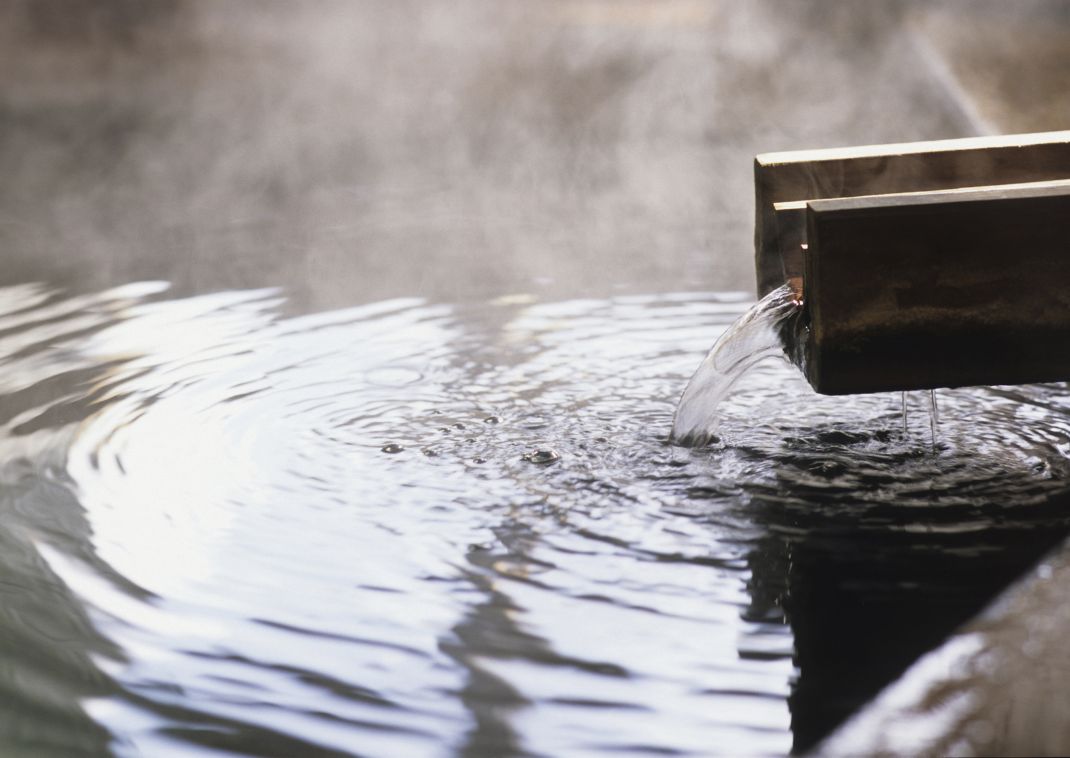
xmin=0 ymin=472 xmax=120 ymax=757
xmin=742 ymin=468 xmax=1070 ymax=753
xmin=441 ymin=526 xmax=537 ymax=758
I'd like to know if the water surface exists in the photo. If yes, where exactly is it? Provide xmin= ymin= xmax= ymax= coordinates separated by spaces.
xmin=2 ymin=283 xmax=1070 ymax=756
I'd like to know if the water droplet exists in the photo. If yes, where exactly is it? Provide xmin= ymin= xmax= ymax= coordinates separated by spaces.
xmin=381 ymin=443 xmax=404 ymax=454
xmin=522 ymin=449 xmax=560 ymax=465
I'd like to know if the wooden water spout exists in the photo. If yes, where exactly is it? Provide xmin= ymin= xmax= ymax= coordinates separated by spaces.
xmin=754 ymin=131 xmax=1070 ymax=395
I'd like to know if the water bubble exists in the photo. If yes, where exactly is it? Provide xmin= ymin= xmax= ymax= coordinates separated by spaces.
xmin=522 ymin=449 xmax=560 ymax=465
xmin=810 ymin=460 xmax=846 ymax=478
xmin=381 ymin=443 xmax=404 ymax=454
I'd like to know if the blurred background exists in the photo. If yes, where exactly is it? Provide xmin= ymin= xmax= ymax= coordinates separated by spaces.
xmin=2 ymin=0 xmax=1067 ymax=312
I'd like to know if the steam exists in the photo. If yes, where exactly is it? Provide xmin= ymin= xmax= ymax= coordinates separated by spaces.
xmin=0 ymin=1 xmax=1057 ymax=312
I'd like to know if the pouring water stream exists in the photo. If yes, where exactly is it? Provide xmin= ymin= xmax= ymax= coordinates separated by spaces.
xmin=672 ymin=284 xmax=802 ymax=446
xmin=672 ymin=284 xmax=942 ymax=449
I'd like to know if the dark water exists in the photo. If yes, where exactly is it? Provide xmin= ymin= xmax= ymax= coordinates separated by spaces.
xmin=3 ymin=283 xmax=1070 ymax=756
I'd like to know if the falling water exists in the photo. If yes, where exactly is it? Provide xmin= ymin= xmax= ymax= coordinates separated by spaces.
xmin=929 ymin=389 xmax=941 ymax=444
xmin=901 ymin=390 xmax=942 ymax=450
xmin=672 ymin=284 xmax=802 ymax=446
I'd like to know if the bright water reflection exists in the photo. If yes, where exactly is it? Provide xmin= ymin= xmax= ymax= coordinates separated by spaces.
xmin=0 ymin=283 xmax=1069 ymax=755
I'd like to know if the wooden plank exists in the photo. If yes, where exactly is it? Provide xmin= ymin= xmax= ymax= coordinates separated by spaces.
xmin=800 ymin=182 xmax=1070 ymax=394
xmin=754 ymin=130 xmax=1070 ymax=297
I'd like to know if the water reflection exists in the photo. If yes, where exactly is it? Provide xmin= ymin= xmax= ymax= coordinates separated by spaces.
xmin=0 ymin=284 xmax=1066 ymax=754
xmin=709 ymin=373 xmax=1070 ymax=752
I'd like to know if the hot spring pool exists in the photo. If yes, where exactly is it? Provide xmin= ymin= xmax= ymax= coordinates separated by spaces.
xmin=1 ymin=282 xmax=1069 ymax=756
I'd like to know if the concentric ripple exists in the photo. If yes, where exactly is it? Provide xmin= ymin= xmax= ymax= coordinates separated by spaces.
xmin=0 ymin=283 xmax=1068 ymax=755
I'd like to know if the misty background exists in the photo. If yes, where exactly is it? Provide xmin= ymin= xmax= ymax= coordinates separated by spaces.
xmin=1 ymin=0 xmax=1068 ymax=311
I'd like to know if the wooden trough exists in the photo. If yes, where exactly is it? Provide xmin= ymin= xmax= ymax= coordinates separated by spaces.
xmin=754 ymin=131 xmax=1070 ymax=394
